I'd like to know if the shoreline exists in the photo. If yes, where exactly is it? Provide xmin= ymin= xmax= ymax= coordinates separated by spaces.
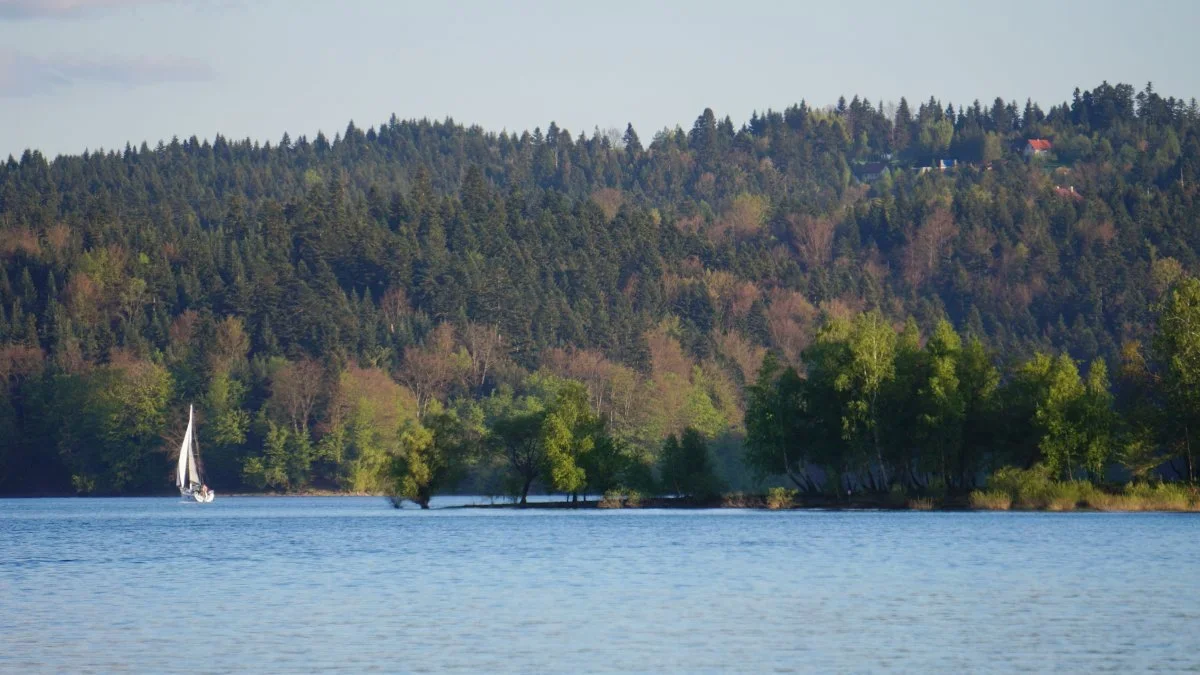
xmin=0 ymin=491 xmax=386 ymax=498
xmin=5 ymin=492 xmax=1198 ymax=513
xmin=450 ymin=493 xmax=1200 ymax=513
xmin=453 ymin=495 xmax=971 ymax=511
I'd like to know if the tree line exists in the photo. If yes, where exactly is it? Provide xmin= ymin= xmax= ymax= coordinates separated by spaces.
xmin=2 ymin=81 xmax=1200 ymax=497
xmin=745 ymin=276 xmax=1200 ymax=497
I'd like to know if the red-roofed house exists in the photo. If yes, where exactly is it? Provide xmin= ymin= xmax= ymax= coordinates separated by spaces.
xmin=1054 ymin=185 xmax=1083 ymax=201
xmin=1024 ymin=139 xmax=1052 ymax=158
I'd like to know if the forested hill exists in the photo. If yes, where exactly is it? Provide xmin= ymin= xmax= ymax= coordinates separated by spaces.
xmin=2 ymin=81 xmax=1199 ymax=496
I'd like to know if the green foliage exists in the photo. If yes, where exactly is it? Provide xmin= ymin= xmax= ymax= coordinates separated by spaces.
xmin=1117 ymin=481 xmax=1197 ymax=511
xmin=1079 ymin=359 xmax=1116 ymax=480
xmin=539 ymin=381 xmax=595 ymax=498
xmin=580 ymin=435 xmax=635 ymax=496
xmin=206 ymin=372 xmax=249 ymax=447
xmin=5 ymin=81 xmax=1200 ymax=498
xmin=1154 ymin=277 xmax=1200 ymax=482
xmin=660 ymin=428 xmax=723 ymax=499
xmin=487 ymin=393 xmax=548 ymax=504
xmin=344 ymin=403 xmax=393 ymax=494
xmin=983 ymin=465 xmax=1099 ymax=510
xmin=825 ymin=311 xmax=896 ymax=486
xmin=391 ymin=409 xmax=478 ymax=508
xmin=744 ymin=352 xmax=813 ymax=490
xmin=765 ymin=486 xmax=797 ymax=510
xmin=682 ymin=368 xmax=727 ymax=440
xmin=957 ymin=338 xmax=1000 ymax=481
xmin=976 ymin=474 xmax=1198 ymax=511
xmin=53 ymin=357 xmax=172 ymax=494
xmin=916 ymin=320 xmax=962 ymax=484
xmin=968 ymin=489 xmax=1013 ymax=510
xmin=243 ymin=420 xmax=290 ymax=490
xmin=1029 ymin=354 xmax=1087 ymax=479
xmin=598 ymin=487 xmax=643 ymax=509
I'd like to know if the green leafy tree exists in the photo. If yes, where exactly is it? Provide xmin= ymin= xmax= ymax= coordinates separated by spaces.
xmin=322 ymin=366 xmax=419 ymax=493
xmin=539 ymin=381 xmax=598 ymax=500
xmin=660 ymin=427 xmax=722 ymax=498
xmin=579 ymin=434 xmax=637 ymax=496
xmin=483 ymin=384 xmax=552 ymax=504
xmin=1114 ymin=341 xmax=1163 ymax=479
xmin=392 ymin=407 xmax=476 ymax=508
xmin=744 ymin=352 xmax=814 ymax=491
xmin=244 ymin=419 xmax=291 ymax=490
xmin=202 ymin=369 xmax=251 ymax=486
xmin=883 ymin=318 xmax=926 ymax=488
xmin=1079 ymin=359 xmax=1116 ymax=481
xmin=1153 ymin=277 xmax=1200 ymax=482
xmin=55 ymin=355 xmax=172 ymax=494
xmin=3 ymin=81 xmax=1199 ymax=498
xmin=799 ymin=316 xmax=856 ymax=495
xmin=1029 ymin=354 xmax=1087 ymax=480
xmin=956 ymin=337 xmax=999 ymax=486
xmin=489 ymin=408 xmax=545 ymax=504
xmin=918 ymin=320 xmax=963 ymax=489
xmin=837 ymin=311 xmax=897 ymax=489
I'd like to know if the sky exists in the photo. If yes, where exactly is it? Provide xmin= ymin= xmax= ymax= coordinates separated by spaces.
xmin=1 ymin=0 xmax=1198 ymax=159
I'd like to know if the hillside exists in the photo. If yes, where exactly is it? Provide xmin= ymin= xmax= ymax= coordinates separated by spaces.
xmin=2 ymin=81 xmax=1199 ymax=497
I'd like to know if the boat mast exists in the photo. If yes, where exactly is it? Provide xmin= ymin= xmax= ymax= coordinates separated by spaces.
xmin=177 ymin=405 xmax=193 ymax=492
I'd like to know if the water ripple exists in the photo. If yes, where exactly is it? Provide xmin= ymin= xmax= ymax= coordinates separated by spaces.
xmin=1 ymin=497 xmax=1198 ymax=673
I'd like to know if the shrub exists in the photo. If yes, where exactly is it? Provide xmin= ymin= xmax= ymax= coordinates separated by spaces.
xmin=1045 ymin=481 xmax=1097 ymax=511
xmin=598 ymin=489 xmax=624 ymax=509
xmin=722 ymin=492 xmax=759 ymax=508
xmin=598 ymin=488 xmax=644 ymax=509
xmin=981 ymin=467 xmax=1198 ymax=511
xmin=1085 ymin=482 xmax=1196 ymax=511
xmin=988 ymin=465 xmax=1054 ymax=508
xmin=969 ymin=490 xmax=1012 ymax=510
xmin=1089 ymin=491 xmax=1137 ymax=511
xmin=71 ymin=474 xmax=96 ymax=495
xmin=1122 ymin=482 xmax=1196 ymax=511
xmin=766 ymin=487 xmax=798 ymax=510
xmin=987 ymin=466 xmax=1097 ymax=509
xmin=1046 ymin=493 xmax=1078 ymax=511
xmin=907 ymin=497 xmax=935 ymax=510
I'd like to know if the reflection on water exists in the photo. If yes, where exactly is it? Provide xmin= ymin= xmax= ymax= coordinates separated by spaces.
xmin=2 ymin=498 xmax=1199 ymax=673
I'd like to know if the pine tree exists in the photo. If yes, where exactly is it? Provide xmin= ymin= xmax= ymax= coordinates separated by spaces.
xmin=623 ymin=123 xmax=642 ymax=154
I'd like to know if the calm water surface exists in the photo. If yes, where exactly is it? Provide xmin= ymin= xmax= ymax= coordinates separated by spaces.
xmin=1 ymin=497 xmax=1198 ymax=673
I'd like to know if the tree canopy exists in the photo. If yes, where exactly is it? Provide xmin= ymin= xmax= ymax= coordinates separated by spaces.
xmin=3 ymin=81 xmax=1200 ymax=497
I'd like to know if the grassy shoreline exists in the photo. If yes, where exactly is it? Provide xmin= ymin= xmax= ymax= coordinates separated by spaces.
xmin=8 ymin=484 xmax=1199 ymax=512
xmin=454 ymin=489 xmax=1200 ymax=512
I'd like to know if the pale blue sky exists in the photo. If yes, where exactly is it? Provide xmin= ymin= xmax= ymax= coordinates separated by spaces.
xmin=1 ymin=0 xmax=1197 ymax=159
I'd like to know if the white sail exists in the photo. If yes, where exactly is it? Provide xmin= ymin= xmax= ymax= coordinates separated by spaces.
xmin=187 ymin=431 xmax=201 ymax=486
xmin=176 ymin=404 xmax=214 ymax=502
xmin=177 ymin=406 xmax=194 ymax=492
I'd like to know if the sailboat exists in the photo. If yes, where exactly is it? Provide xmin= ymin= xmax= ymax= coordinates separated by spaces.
xmin=177 ymin=405 xmax=215 ymax=503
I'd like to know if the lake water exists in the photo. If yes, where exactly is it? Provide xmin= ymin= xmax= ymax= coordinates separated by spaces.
xmin=2 ymin=498 xmax=1198 ymax=673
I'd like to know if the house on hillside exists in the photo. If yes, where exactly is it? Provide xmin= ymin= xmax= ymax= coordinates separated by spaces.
xmin=854 ymin=162 xmax=887 ymax=181
xmin=1024 ymin=139 xmax=1052 ymax=158
xmin=937 ymin=159 xmax=958 ymax=170
xmin=1054 ymin=185 xmax=1083 ymax=201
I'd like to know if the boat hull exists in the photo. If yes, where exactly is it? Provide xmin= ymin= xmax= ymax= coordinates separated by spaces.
xmin=181 ymin=489 xmax=215 ymax=503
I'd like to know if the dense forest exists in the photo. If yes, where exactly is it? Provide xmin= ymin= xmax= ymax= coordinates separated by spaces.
xmin=3 ymin=81 xmax=1200 ymax=501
